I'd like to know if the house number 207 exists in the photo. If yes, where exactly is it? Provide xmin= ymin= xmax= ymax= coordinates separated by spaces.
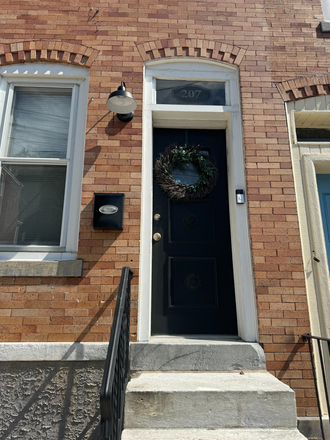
xmin=172 ymin=85 xmax=211 ymax=103
xmin=181 ymin=89 xmax=202 ymax=99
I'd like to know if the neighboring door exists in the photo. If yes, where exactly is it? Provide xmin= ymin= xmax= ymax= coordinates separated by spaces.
xmin=317 ymin=174 xmax=330 ymax=272
xmin=151 ymin=128 xmax=237 ymax=335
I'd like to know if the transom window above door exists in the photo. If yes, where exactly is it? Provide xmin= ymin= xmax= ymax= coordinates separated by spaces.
xmin=156 ymin=80 xmax=226 ymax=106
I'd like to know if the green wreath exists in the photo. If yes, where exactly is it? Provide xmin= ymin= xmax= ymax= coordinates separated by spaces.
xmin=154 ymin=145 xmax=218 ymax=200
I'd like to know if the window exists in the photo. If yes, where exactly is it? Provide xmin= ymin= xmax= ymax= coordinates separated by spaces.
xmin=293 ymin=111 xmax=330 ymax=144
xmin=0 ymin=64 xmax=89 ymax=261
xmin=296 ymin=128 xmax=330 ymax=143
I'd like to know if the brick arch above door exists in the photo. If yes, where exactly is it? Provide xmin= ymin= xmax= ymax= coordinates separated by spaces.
xmin=276 ymin=74 xmax=330 ymax=102
xmin=0 ymin=41 xmax=99 ymax=68
xmin=136 ymin=39 xmax=247 ymax=66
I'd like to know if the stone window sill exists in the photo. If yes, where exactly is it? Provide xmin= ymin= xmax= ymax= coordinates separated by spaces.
xmin=0 ymin=260 xmax=83 ymax=277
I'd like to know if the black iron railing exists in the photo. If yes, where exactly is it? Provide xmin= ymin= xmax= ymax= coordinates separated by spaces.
xmin=303 ymin=334 xmax=330 ymax=440
xmin=100 ymin=266 xmax=133 ymax=440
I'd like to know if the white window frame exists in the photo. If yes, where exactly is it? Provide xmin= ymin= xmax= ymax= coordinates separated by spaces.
xmin=0 ymin=63 xmax=89 ymax=261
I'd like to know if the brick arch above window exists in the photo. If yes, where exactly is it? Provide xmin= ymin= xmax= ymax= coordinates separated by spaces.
xmin=276 ymin=75 xmax=330 ymax=102
xmin=0 ymin=41 xmax=99 ymax=68
xmin=136 ymin=39 xmax=247 ymax=66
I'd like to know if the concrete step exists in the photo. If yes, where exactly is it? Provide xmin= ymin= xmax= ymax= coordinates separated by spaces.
xmin=298 ymin=416 xmax=329 ymax=440
xmin=130 ymin=337 xmax=266 ymax=371
xmin=124 ymin=371 xmax=298 ymax=430
xmin=122 ymin=428 xmax=307 ymax=439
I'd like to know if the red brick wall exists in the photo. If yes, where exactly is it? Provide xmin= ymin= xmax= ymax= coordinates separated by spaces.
xmin=0 ymin=0 xmax=326 ymax=416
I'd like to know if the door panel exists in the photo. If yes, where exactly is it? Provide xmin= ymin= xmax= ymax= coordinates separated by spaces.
xmin=151 ymin=128 xmax=237 ymax=335
xmin=169 ymin=257 xmax=218 ymax=307
xmin=169 ymin=200 xmax=215 ymax=243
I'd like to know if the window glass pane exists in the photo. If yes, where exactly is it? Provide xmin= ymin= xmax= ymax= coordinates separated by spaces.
xmin=171 ymin=149 xmax=209 ymax=185
xmin=172 ymin=163 xmax=200 ymax=185
xmin=7 ymin=88 xmax=72 ymax=158
xmin=0 ymin=165 xmax=66 ymax=246
xmin=156 ymin=80 xmax=226 ymax=106
xmin=296 ymin=128 xmax=330 ymax=143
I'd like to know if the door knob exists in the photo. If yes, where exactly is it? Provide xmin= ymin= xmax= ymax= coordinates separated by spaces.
xmin=154 ymin=214 xmax=161 ymax=221
xmin=153 ymin=232 xmax=162 ymax=241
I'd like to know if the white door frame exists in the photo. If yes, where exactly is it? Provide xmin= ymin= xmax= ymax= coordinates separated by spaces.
xmin=138 ymin=58 xmax=258 ymax=342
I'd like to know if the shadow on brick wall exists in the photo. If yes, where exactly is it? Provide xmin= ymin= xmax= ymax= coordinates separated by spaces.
xmin=0 ymin=294 xmax=120 ymax=439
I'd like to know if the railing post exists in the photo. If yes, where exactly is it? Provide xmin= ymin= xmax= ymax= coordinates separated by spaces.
xmin=303 ymin=334 xmax=329 ymax=440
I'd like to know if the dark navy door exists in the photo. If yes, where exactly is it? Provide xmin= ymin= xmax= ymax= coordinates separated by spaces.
xmin=151 ymin=128 xmax=237 ymax=335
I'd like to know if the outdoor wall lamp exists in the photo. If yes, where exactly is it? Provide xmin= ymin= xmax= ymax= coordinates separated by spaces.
xmin=106 ymin=81 xmax=137 ymax=122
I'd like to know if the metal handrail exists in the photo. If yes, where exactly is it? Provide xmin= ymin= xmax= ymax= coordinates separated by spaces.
xmin=303 ymin=333 xmax=330 ymax=440
xmin=100 ymin=266 xmax=133 ymax=440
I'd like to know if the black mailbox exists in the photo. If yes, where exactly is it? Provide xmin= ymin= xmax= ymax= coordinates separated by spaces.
xmin=93 ymin=193 xmax=124 ymax=229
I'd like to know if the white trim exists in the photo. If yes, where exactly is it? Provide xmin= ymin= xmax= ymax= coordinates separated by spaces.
xmin=138 ymin=58 xmax=258 ymax=342
xmin=0 ymin=252 xmax=77 ymax=261
xmin=0 ymin=77 xmax=9 ymax=133
xmin=0 ymin=84 xmax=14 ymax=156
xmin=302 ymin=154 xmax=330 ymax=337
xmin=0 ymin=62 xmax=88 ymax=78
xmin=0 ymin=158 xmax=68 ymax=164
xmin=150 ymin=104 xmax=237 ymax=113
xmin=286 ymin=100 xmax=330 ymax=340
xmin=139 ymin=66 xmax=153 ymax=339
xmin=0 ymin=64 xmax=89 ymax=260
xmin=303 ymin=156 xmax=330 ymax=416
xmin=0 ymin=342 xmax=108 ymax=361
xmin=321 ymin=0 xmax=330 ymax=21
xmin=286 ymin=101 xmax=330 ymax=415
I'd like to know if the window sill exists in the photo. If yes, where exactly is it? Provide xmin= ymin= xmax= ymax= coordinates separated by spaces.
xmin=0 ymin=259 xmax=83 ymax=277
xmin=320 ymin=21 xmax=330 ymax=32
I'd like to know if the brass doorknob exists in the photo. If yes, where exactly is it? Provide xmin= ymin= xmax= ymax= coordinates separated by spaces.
xmin=153 ymin=232 xmax=162 ymax=241
xmin=154 ymin=214 xmax=161 ymax=221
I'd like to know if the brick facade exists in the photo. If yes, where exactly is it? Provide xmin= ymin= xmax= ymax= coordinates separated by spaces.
xmin=0 ymin=0 xmax=327 ymax=416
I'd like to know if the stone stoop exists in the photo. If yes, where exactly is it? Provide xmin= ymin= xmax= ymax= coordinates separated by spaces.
xmin=123 ymin=338 xmax=307 ymax=439
xmin=129 ymin=337 xmax=266 ymax=372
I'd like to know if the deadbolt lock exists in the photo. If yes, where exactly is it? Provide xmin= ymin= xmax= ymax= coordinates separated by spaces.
xmin=154 ymin=213 xmax=161 ymax=221
xmin=153 ymin=232 xmax=162 ymax=242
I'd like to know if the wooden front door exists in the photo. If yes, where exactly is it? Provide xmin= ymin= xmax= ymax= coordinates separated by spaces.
xmin=151 ymin=128 xmax=237 ymax=335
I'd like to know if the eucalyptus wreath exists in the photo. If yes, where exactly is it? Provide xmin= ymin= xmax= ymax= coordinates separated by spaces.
xmin=154 ymin=145 xmax=218 ymax=200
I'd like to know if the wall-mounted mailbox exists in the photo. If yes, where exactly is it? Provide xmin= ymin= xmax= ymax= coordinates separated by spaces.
xmin=93 ymin=193 xmax=124 ymax=229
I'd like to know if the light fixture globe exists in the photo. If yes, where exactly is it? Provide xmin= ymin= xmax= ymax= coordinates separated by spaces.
xmin=106 ymin=81 xmax=137 ymax=122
